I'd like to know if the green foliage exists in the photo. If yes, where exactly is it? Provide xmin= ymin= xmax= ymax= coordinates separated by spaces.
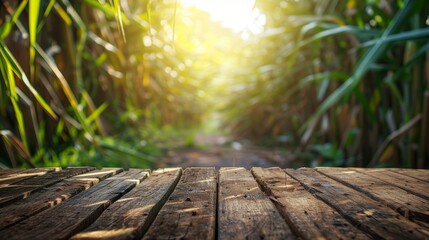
xmin=223 ymin=0 xmax=429 ymax=167
xmin=0 ymin=0 xmax=207 ymax=167
xmin=1 ymin=0 xmax=428 ymax=169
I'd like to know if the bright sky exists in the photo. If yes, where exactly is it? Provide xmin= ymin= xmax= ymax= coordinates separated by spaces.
xmin=180 ymin=0 xmax=266 ymax=36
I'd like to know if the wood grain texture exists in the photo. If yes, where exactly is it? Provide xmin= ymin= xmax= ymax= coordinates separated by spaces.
xmin=252 ymin=167 xmax=369 ymax=240
xmin=0 ymin=168 xmax=61 ymax=187
xmin=317 ymin=167 xmax=429 ymax=223
xmin=0 ymin=167 xmax=95 ymax=206
xmin=218 ymin=167 xmax=295 ymax=240
xmin=0 ymin=167 xmax=427 ymax=239
xmin=389 ymin=169 xmax=429 ymax=183
xmin=357 ymin=168 xmax=429 ymax=200
xmin=71 ymin=168 xmax=181 ymax=240
xmin=143 ymin=167 xmax=217 ymax=240
xmin=0 ymin=169 xmax=37 ymax=177
xmin=0 ymin=168 xmax=122 ymax=230
xmin=0 ymin=169 xmax=148 ymax=240
xmin=286 ymin=168 xmax=429 ymax=239
xmin=0 ymin=169 xmax=25 ymax=175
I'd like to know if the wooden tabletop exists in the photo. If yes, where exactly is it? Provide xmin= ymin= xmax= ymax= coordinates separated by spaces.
xmin=0 ymin=167 xmax=428 ymax=239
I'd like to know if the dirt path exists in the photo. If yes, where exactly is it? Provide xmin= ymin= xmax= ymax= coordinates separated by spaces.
xmin=155 ymin=134 xmax=292 ymax=168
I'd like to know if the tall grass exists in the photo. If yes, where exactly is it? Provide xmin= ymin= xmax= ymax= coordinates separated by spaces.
xmin=2 ymin=0 xmax=428 ymax=169
xmin=224 ymin=0 xmax=429 ymax=167
xmin=0 ymin=0 xmax=207 ymax=167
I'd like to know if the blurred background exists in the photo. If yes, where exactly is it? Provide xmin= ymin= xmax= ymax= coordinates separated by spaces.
xmin=0 ymin=0 xmax=428 ymax=169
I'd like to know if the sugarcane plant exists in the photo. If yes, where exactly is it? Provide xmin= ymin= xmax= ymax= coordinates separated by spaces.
xmin=223 ymin=0 xmax=429 ymax=167
xmin=0 ymin=0 xmax=209 ymax=167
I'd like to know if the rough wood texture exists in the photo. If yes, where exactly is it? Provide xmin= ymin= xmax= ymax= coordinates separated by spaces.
xmin=389 ymin=169 xmax=429 ymax=183
xmin=317 ymin=167 xmax=429 ymax=223
xmin=0 ymin=167 xmax=94 ymax=206
xmin=143 ymin=167 xmax=217 ymax=240
xmin=286 ymin=168 xmax=429 ymax=239
xmin=252 ymin=167 xmax=369 ymax=240
xmin=0 ymin=168 xmax=122 ymax=230
xmin=218 ymin=167 xmax=295 ymax=239
xmin=0 ymin=167 xmax=427 ymax=239
xmin=0 ymin=169 xmax=25 ymax=175
xmin=0 ymin=169 xmax=148 ymax=240
xmin=0 ymin=168 xmax=38 ymax=177
xmin=0 ymin=168 xmax=61 ymax=187
xmin=357 ymin=168 xmax=429 ymax=200
xmin=72 ymin=168 xmax=181 ymax=240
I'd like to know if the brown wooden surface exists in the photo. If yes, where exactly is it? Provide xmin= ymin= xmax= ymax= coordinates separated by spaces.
xmin=0 ymin=168 xmax=122 ymax=230
xmin=391 ymin=169 xmax=429 ymax=182
xmin=286 ymin=168 xmax=428 ymax=239
xmin=218 ymin=167 xmax=295 ymax=239
xmin=0 ymin=168 xmax=61 ymax=187
xmin=0 ymin=169 xmax=148 ymax=240
xmin=0 ymin=167 xmax=94 ymax=206
xmin=317 ymin=167 xmax=429 ymax=223
xmin=357 ymin=168 xmax=429 ymax=200
xmin=0 ymin=167 xmax=427 ymax=240
xmin=252 ymin=167 xmax=370 ymax=240
xmin=72 ymin=168 xmax=181 ymax=240
xmin=0 ymin=168 xmax=57 ymax=177
xmin=144 ymin=167 xmax=217 ymax=240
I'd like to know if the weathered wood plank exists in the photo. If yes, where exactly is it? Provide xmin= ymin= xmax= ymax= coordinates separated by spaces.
xmin=0 ymin=169 xmax=28 ymax=184
xmin=218 ymin=167 xmax=295 ymax=239
xmin=0 ymin=167 xmax=95 ymax=207
xmin=0 ymin=169 xmax=148 ymax=240
xmin=0 ymin=168 xmax=122 ymax=230
xmin=0 ymin=169 xmax=22 ymax=173
xmin=252 ymin=167 xmax=370 ymax=240
xmin=71 ymin=168 xmax=181 ymax=240
xmin=357 ymin=168 xmax=429 ymax=200
xmin=0 ymin=169 xmax=30 ymax=176
xmin=286 ymin=168 xmax=429 ymax=239
xmin=317 ymin=167 xmax=429 ymax=223
xmin=0 ymin=168 xmax=61 ymax=187
xmin=143 ymin=167 xmax=217 ymax=240
xmin=0 ymin=167 xmax=60 ymax=175
xmin=389 ymin=169 xmax=429 ymax=183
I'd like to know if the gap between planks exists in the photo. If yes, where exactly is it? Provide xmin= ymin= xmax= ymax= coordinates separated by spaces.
xmin=218 ymin=167 xmax=295 ymax=239
xmin=0 ymin=168 xmax=123 ymax=230
xmin=72 ymin=168 xmax=182 ymax=240
xmin=316 ymin=167 xmax=429 ymax=225
xmin=0 ymin=167 xmax=428 ymax=240
xmin=0 ymin=169 xmax=149 ymax=240
xmin=286 ymin=168 xmax=429 ymax=239
xmin=0 ymin=167 xmax=95 ymax=207
xmin=251 ymin=167 xmax=370 ymax=240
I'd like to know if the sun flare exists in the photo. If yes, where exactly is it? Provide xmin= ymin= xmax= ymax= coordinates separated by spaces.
xmin=180 ymin=0 xmax=266 ymax=37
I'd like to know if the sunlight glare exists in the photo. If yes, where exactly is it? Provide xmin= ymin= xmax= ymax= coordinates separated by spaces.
xmin=181 ymin=0 xmax=266 ymax=38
